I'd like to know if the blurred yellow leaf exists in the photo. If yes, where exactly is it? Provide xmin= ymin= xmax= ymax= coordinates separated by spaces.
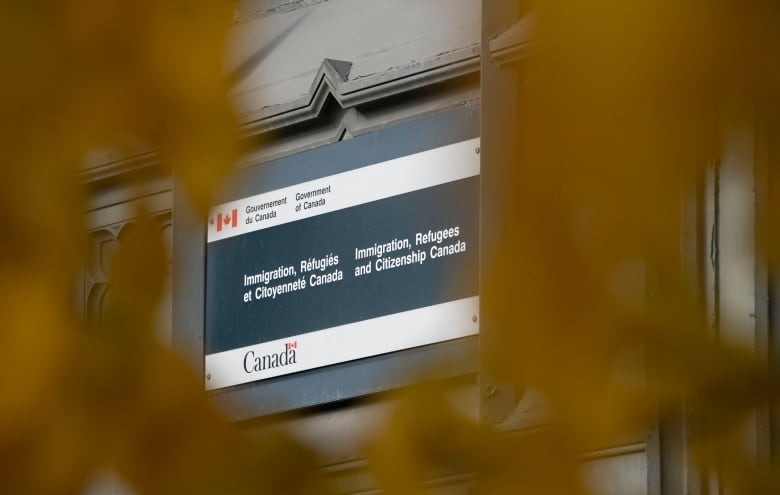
xmin=1 ymin=1 xmax=779 ymax=494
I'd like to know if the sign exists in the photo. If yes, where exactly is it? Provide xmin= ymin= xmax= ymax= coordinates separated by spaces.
xmin=204 ymin=137 xmax=480 ymax=390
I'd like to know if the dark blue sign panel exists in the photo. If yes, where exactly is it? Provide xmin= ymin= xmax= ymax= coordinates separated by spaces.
xmin=204 ymin=134 xmax=480 ymax=390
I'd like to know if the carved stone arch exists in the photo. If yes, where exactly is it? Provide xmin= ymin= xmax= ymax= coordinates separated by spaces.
xmin=86 ymin=228 xmax=114 ymax=286
xmin=114 ymin=220 xmax=136 ymax=243
xmin=85 ymin=281 xmax=108 ymax=324
xmin=84 ymin=220 xmax=136 ymax=320
xmin=153 ymin=212 xmax=174 ymax=343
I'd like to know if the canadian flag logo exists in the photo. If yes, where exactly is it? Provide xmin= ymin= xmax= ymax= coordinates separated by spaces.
xmin=217 ymin=209 xmax=238 ymax=232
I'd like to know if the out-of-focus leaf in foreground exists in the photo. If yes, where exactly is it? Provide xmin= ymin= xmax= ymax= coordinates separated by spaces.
xmin=2 ymin=1 xmax=780 ymax=494
xmin=0 ymin=1 xmax=240 ymax=215
xmin=0 ymin=2 xmax=304 ymax=494
xmin=478 ymin=1 xmax=780 ymax=493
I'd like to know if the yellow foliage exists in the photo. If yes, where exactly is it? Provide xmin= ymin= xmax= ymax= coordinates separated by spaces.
xmin=0 ymin=1 xmax=778 ymax=494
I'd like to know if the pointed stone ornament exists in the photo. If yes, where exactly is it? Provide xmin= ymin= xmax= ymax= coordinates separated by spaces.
xmin=323 ymin=58 xmax=353 ymax=83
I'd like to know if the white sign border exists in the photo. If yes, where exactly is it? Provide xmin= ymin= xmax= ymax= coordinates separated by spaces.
xmin=208 ymin=137 xmax=480 ymax=242
xmin=205 ymin=296 xmax=479 ymax=390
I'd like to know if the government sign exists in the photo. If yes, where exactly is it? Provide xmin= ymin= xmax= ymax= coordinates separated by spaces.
xmin=204 ymin=137 xmax=480 ymax=390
